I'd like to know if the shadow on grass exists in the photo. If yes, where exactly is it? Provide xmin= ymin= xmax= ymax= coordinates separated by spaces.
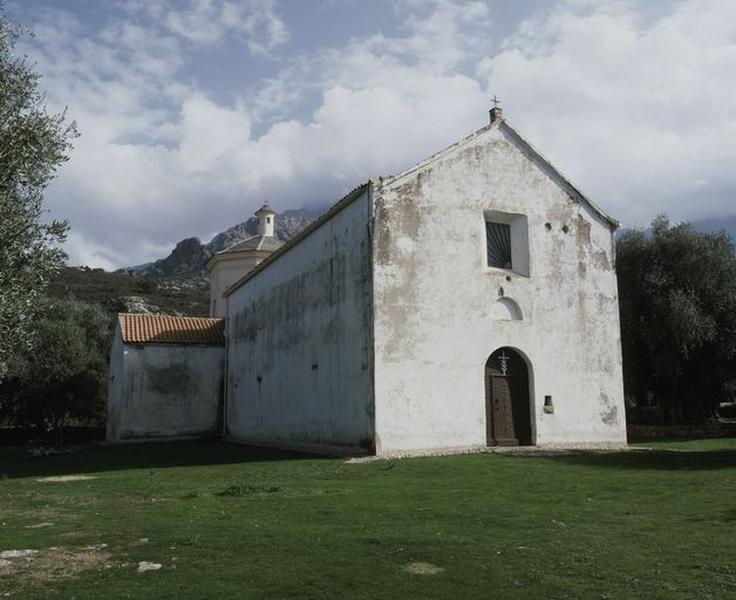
xmin=0 ymin=439 xmax=328 ymax=479
xmin=535 ymin=448 xmax=736 ymax=471
xmin=3 ymin=440 xmax=735 ymax=480
xmin=687 ymin=507 xmax=736 ymax=525
xmin=720 ymin=507 xmax=736 ymax=522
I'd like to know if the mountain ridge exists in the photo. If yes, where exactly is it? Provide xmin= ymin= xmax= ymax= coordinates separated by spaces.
xmin=120 ymin=207 xmax=324 ymax=286
xmin=119 ymin=208 xmax=736 ymax=287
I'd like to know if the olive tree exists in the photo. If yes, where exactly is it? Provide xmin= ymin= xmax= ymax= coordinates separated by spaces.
xmin=0 ymin=5 xmax=77 ymax=378
xmin=617 ymin=216 xmax=736 ymax=423
xmin=0 ymin=298 xmax=111 ymax=433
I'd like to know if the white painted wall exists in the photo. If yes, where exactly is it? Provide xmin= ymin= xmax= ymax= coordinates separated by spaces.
xmin=106 ymin=325 xmax=225 ymax=440
xmin=371 ymin=122 xmax=626 ymax=454
xmin=225 ymin=191 xmax=374 ymax=454
xmin=208 ymin=252 xmax=270 ymax=318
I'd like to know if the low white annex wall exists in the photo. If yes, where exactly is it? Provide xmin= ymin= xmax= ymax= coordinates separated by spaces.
xmin=107 ymin=332 xmax=224 ymax=440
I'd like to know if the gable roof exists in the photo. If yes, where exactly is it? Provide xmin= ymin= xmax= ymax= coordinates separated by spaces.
xmin=498 ymin=120 xmax=619 ymax=229
xmin=381 ymin=116 xmax=619 ymax=229
xmin=118 ymin=314 xmax=224 ymax=345
xmin=224 ymin=183 xmax=369 ymax=297
xmin=222 ymin=113 xmax=617 ymax=299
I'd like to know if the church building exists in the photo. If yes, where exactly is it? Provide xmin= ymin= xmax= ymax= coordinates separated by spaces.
xmin=107 ymin=106 xmax=627 ymax=455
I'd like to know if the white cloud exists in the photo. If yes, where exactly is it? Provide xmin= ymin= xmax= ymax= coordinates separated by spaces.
xmin=14 ymin=0 xmax=736 ymax=269
xmin=123 ymin=0 xmax=288 ymax=51
xmin=24 ymin=0 xmax=497 ymax=267
xmin=483 ymin=0 xmax=736 ymax=226
xmin=177 ymin=95 xmax=253 ymax=170
xmin=63 ymin=231 xmax=131 ymax=272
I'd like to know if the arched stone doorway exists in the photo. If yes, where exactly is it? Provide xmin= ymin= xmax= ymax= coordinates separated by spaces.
xmin=484 ymin=348 xmax=532 ymax=446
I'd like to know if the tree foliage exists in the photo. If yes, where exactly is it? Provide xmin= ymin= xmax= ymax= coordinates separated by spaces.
xmin=0 ymin=5 xmax=77 ymax=377
xmin=0 ymin=298 xmax=111 ymax=431
xmin=617 ymin=216 xmax=736 ymax=423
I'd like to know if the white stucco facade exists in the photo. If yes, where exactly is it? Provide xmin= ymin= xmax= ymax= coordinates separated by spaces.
xmin=106 ymin=325 xmax=225 ymax=441
xmin=371 ymin=120 xmax=626 ymax=454
xmin=223 ymin=113 xmax=626 ymax=455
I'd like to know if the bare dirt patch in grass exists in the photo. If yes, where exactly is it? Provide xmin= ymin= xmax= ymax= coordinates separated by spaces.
xmin=35 ymin=475 xmax=97 ymax=483
xmin=0 ymin=545 xmax=111 ymax=594
xmin=59 ymin=530 xmax=85 ymax=539
xmin=137 ymin=561 xmax=162 ymax=573
xmin=1 ymin=550 xmax=38 ymax=559
xmin=403 ymin=561 xmax=444 ymax=575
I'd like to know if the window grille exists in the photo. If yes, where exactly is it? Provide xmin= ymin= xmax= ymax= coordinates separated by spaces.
xmin=486 ymin=221 xmax=512 ymax=269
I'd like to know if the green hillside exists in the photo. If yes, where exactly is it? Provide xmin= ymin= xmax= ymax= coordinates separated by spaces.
xmin=48 ymin=267 xmax=209 ymax=317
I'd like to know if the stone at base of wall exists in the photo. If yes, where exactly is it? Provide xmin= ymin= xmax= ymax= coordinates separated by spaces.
xmin=348 ymin=442 xmax=630 ymax=463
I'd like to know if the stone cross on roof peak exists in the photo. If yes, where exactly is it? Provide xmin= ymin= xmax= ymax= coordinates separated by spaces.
xmin=489 ymin=95 xmax=504 ymax=124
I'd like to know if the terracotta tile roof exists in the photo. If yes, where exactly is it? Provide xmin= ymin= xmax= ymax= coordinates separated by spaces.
xmin=119 ymin=314 xmax=224 ymax=345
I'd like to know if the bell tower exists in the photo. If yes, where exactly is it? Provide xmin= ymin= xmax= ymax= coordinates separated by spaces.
xmin=255 ymin=202 xmax=276 ymax=237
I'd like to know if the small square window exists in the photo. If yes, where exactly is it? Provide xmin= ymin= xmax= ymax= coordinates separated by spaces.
xmin=486 ymin=221 xmax=512 ymax=269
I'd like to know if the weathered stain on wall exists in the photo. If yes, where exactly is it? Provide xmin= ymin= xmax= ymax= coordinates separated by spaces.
xmin=107 ymin=327 xmax=224 ymax=440
xmin=599 ymin=391 xmax=619 ymax=426
xmin=371 ymin=121 xmax=626 ymax=453
xmin=225 ymin=191 xmax=374 ymax=454
xmin=145 ymin=362 xmax=192 ymax=395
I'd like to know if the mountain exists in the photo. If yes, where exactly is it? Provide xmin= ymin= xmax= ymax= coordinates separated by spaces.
xmin=207 ymin=208 xmax=321 ymax=253
xmin=121 ymin=207 xmax=322 ymax=286
xmin=123 ymin=237 xmax=212 ymax=285
xmin=692 ymin=215 xmax=736 ymax=240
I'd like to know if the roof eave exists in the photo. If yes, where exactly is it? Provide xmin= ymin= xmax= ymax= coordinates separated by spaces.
xmin=498 ymin=120 xmax=620 ymax=230
xmin=377 ymin=117 xmax=619 ymax=231
xmin=122 ymin=340 xmax=225 ymax=347
xmin=206 ymin=248 xmax=274 ymax=270
xmin=379 ymin=121 xmax=497 ymax=188
xmin=117 ymin=313 xmax=225 ymax=345
xmin=224 ymin=182 xmax=370 ymax=297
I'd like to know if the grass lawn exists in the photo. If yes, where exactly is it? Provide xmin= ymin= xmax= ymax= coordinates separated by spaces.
xmin=1 ymin=440 xmax=734 ymax=599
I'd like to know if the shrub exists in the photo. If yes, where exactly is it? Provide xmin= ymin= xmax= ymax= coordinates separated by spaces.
xmin=219 ymin=482 xmax=281 ymax=497
xmin=0 ymin=298 xmax=111 ymax=433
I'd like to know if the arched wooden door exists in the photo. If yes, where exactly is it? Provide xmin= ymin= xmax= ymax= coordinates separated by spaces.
xmin=485 ymin=348 xmax=532 ymax=446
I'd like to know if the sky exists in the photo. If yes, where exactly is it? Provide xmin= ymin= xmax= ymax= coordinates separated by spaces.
xmin=5 ymin=0 xmax=736 ymax=269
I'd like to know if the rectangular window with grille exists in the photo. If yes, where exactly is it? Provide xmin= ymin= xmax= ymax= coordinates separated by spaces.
xmin=486 ymin=221 xmax=512 ymax=269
